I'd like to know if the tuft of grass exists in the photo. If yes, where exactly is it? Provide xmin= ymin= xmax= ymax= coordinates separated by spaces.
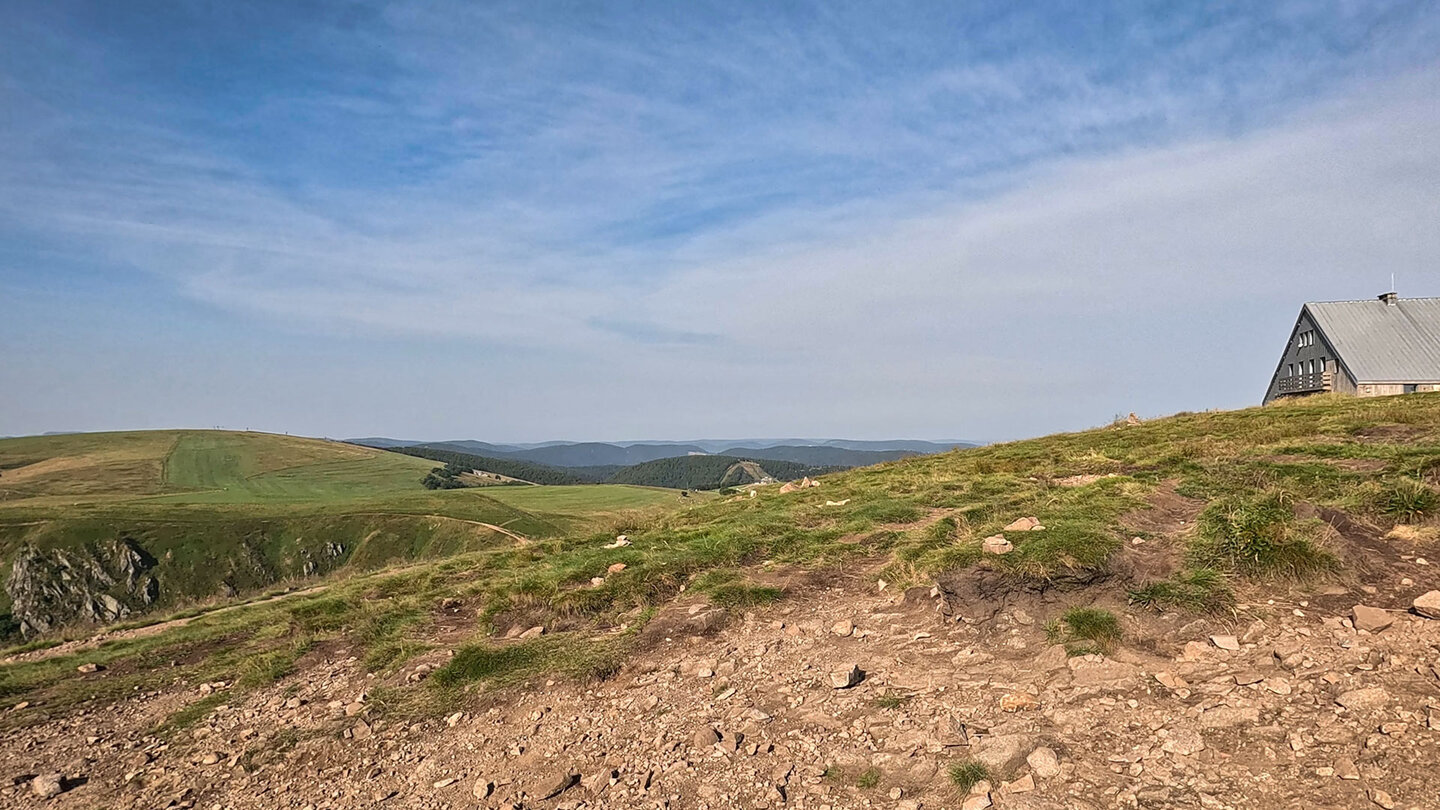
xmin=871 ymin=692 xmax=913 ymax=710
xmin=1129 ymin=568 xmax=1234 ymax=614
xmin=856 ymin=767 xmax=881 ymax=789
xmin=1047 ymin=606 xmax=1121 ymax=655
xmin=153 ymin=691 xmax=229 ymax=737
xmin=1190 ymin=490 xmax=1334 ymax=578
xmin=431 ymin=634 xmax=628 ymax=688
xmin=1380 ymin=479 xmax=1439 ymax=524
xmin=948 ymin=760 xmax=990 ymax=792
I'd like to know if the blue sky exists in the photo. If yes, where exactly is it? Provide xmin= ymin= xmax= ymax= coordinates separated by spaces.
xmin=3 ymin=1 xmax=1439 ymax=441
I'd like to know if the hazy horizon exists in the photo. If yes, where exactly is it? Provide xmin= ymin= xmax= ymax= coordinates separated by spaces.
xmin=5 ymin=2 xmax=1439 ymax=442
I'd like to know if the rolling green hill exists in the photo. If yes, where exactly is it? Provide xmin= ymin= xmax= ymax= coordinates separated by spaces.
xmin=0 ymin=430 xmax=692 ymax=640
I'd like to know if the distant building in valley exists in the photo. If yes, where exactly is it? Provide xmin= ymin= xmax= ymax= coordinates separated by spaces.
xmin=1263 ymin=293 xmax=1440 ymax=404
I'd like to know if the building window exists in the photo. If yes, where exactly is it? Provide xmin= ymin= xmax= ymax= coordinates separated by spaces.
xmin=1289 ymin=363 xmax=1295 ymax=377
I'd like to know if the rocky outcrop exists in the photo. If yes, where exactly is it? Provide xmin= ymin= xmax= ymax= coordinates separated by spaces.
xmin=4 ymin=537 xmax=158 ymax=637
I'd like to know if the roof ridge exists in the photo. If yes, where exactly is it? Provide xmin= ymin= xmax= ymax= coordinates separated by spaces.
xmin=1307 ymin=297 xmax=1440 ymax=305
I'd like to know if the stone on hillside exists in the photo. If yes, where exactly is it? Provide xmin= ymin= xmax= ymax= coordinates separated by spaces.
xmin=1336 ymin=686 xmax=1390 ymax=711
xmin=831 ymin=620 xmax=854 ymax=637
xmin=1198 ymin=706 xmax=1259 ymax=729
xmin=472 ymin=778 xmax=495 ymax=799
xmin=1369 ymin=788 xmax=1396 ymax=809
xmin=982 ymin=535 xmax=1013 ymax=555
xmin=1026 ymin=746 xmax=1060 ymax=779
xmin=1004 ymin=773 xmax=1036 ymax=793
xmin=1412 ymin=590 xmax=1440 ymax=619
xmin=1153 ymin=672 xmax=1187 ymax=690
xmin=1209 ymin=634 xmax=1240 ymax=650
xmin=607 ymin=562 xmax=626 ymax=574
xmin=535 ymin=771 xmax=577 ymax=800
xmin=76 ymin=662 xmax=102 ymax=673
xmin=973 ymin=733 xmax=1036 ymax=773
xmin=518 ymin=626 xmax=545 ymax=639
xmin=582 ymin=768 xmax=617 ymax=794
xmin=693 ymin=727 xmax=721 ymax=747
xmin=1160 ymin=728 xmax=1205 ymax=756
xmin=999 ymin=692 xmax=1040 ymax=712
xmin=1003 ymin=516 xmax=1041 ymax=532
xmin=1334 ymin=757 xmax=1360 ymax=780
xmin=830 ymin=665 xmax=864 ymax=689
xmin=1352 ymin=605 xmax=1393 ymax=633
xmin=961 ymin=793 xmax=993 ymax=810
xmin=31 ymin=773 xmax=65 ymax=799
xmin=1067 ymin=657 xmax=1139 ymax=687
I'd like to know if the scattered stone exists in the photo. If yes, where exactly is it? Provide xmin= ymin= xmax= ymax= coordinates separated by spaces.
xmin=1153 ymin=672 xmax=1187 ymax=690
xmin=1199 ymin=706 xmax=1259 ymax=729
xmin=1412 ymin=590 xmax=1440 ymax=619
xmin=200 ymin=752 xmax=220 ymax=766
xmin=999 ymin=692 xmax=1040 ymax=712
xmin=1003 ymin=516 xmax=1041 ymax=532
xmin=535 ymin=771 xmax=578 ymax=800
xmin=973 ymin=734 xmax=1036 ymax=773
xmin=1027 ymin=746 xmax=1060 ymax=779
xmin=1369 ymin=788 xmax=1396 ymax=809
xmin=1334 ymin=757 xmax=1360 ymax=780
xmin=75 ymin=662 xmax=102 ymax=673
xmin=1004 ymin=773 xmax=1035 ymax=793
xmin=831 ymin=620 xmax=854 ymax=637
xmin=518 ymin=626 xmax=545 ymax=639
xmin=472 ymin=779 xmax=495 ymax=799
xmin=432 ymin=778 xmax=457 ymax=789
xmin=961 ymin=793 xmax=992 ymax=810
xmin=693 ymin=727 xmax=721 ymax=747
xmin=1335 ymin=687 xmax=1390 ymax=711
xmin=1352 ymin=605 xmax=1394 ymax=633
xmin=982 ymin=535 xmax=1013 ymax=554
xmin=830 ymin=665 xmax=864 ymax=689
xmin=1161 ymin=729 xmax=1205 ymax=756
xmin=606 ymin=562 xmax=626 ymax=574
xmin=1210 ymin=634 xmax=1240 ymax=651
xmin=30 ymin=773 xmax=64 ymax=799
xmin=604 ymin=536 xmax=631 ymax=549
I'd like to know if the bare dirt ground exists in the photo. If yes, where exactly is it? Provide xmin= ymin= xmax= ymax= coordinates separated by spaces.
xmin=7 ymin=536 xmax=1440 ymax=810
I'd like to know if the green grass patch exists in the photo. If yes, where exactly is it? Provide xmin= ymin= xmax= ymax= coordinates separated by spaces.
xmin=431 ymin=634 xmax=628 ymax=688
xmin=856 ymin=767 xmax=881 ymax=789
xmin=1047 ymin=606 xmax=1122 ymax=655
xmin=1190 ymin=491 xmax=1334 ymax=578
xmin=948 ymin=760 xmax=990 ymax=792
xmin=1379 ymin=479 xmax=1439 ymax=524
xmin=1129 ymin=568 xmax=1234 ymax=614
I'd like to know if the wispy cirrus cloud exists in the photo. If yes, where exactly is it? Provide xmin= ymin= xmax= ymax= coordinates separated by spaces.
xmin=2 ymin=1 xmax=1439 ymax=439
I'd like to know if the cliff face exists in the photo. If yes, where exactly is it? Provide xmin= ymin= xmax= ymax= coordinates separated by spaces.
xmin=4 ymin=537 xmax=159 ymax=637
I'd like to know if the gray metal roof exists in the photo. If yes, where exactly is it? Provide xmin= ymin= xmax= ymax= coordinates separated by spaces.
xmin=1305 ymin=297 xmax=1440 ymax=382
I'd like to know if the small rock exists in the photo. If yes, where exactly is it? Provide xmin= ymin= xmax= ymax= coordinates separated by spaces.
xmin=536 ymin=771 xmax=577 ymax=800
xmin=1334 ymin=758 xmax=1360 ymax=780
xmin=1003 ymin=516 xmax=1041 ymax=532
xmin=518 ymin=626 xmax=545 ymax=639
xmin=607 ymin=562 xmax=626 ymax=574
xmin=30 ymin=773 xmax=64 ymax=799
xmin=999 ymin=692 xmax=1040 ymax=712
xmin=200 ymin=752 xmax=220 ymax=766
xmin=1368 ymin=788 xmax=1396 ymax=809
xmin=1352 ymin=605 xmax=1394 ymax=633
xmin=831 ymin=620 xmax=854 ymax=637
xmin=1412 ymin=590 xmax=1440 ymax=619
xmin=693 ymin=727 xmax=721 ymax=747
xmin=1209 ymin=634 xmax=1240 ymax=651
xmin=1161 ymin=729 xmax=1205 ymax=756
xmin=76 ymin=663 xmax=102 ymax=674
xmin=1336 ymin=687 xmax=1390 ymax=711
xmin=433 ymin=778 xmax=457 ymax=789
xmin=1027 ymin=746 xmax=1060 ymax=779
xmin=472 ymin=779 xmax=495 ymax=799
xmin=982 ymin=535 xmax=1013 ymax=554
xmin=961 ymin=793 xmax=992 ymax=810
xmin=1004 ymin=773 xmax=1036 ymax=793
xmin=830 ymin=665 xmax=864 ymax=689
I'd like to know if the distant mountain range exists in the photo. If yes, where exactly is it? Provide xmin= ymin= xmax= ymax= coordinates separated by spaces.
xmin=347 ymin=437 xmax=976 ymax=470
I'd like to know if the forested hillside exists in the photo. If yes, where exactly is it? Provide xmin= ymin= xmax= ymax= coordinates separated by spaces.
xmin=387 ymin=446 xmax=592 ymax=485
xmin=605 ymin=454 xmax=835 ymax=489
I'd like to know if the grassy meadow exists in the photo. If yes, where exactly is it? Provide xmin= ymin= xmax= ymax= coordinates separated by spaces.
xmin=3 ymin=394 xmax=1440 ymax=731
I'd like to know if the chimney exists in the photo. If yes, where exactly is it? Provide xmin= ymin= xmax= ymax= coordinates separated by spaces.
xmin=1379 ymin=291 xmax=1398 ymax=306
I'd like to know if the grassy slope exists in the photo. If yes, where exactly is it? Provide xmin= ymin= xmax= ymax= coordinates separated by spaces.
xmin=4 ymin=395 xmax=1440 ymax=726
xmin=0 ymin=431 xmax=688 ymax=632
